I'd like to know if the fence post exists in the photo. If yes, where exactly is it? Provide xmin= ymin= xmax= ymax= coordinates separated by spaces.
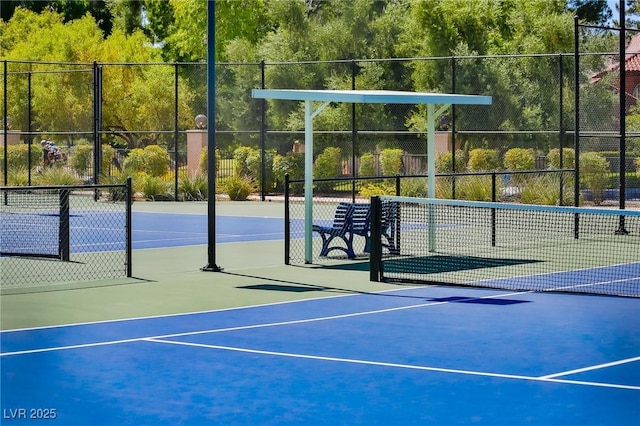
xmin=284 ymin=173 xmax=290 ymax=265
xmin=260 ymin=60 xmax=266 ymax=201
xmin=369 ymin=196 xmax=381 ymax=282
xmin=126 ymin=177 xmax=133 ymax=277
xmin=59 ymin=188 xmax=70 ymax=261
xmin=174 ymin=62 xmax=179 ymax=201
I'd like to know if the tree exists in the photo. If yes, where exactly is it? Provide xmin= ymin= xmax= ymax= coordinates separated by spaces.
xmin=0 ymin=0 xmax=113 ymax=36
xmin=0 ymin=8 xmax=196 ymax=149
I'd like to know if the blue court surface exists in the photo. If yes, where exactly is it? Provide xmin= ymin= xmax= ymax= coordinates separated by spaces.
xmin=133 ymin=212 xmax=287 ymax=249
xmin=2 ymin=284 xmax=639 ymax=425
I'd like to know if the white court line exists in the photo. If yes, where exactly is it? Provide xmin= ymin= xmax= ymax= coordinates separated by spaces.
xmin=0 ymin=299 xmax=450 ymax=356
xmin=540 ymin=356 xmax=640 ymax=379
xmin=144 ymin=338 xmax=640 ymax=391
xmin=2 ymin=289 xmax=638 ymax=391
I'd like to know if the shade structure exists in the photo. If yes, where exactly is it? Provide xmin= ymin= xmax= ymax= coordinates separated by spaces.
xmin=251 ymin=89 xmax=493 ymax=263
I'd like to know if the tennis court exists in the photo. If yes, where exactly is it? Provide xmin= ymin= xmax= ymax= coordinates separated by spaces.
xmin=1 ymin=201 xmax=639 ymax=425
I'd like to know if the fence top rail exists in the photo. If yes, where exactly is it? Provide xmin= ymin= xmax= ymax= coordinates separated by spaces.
xmin=2 ymin=51 xmax=633 ymax=69
xmin=1 ymin=183 xmax=127 ymax=191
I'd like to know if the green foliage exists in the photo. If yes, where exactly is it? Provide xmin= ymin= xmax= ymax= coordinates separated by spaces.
xmin=123 ymin=148 xmax=146 ymax=172
xmin=467 ymin=148 xmax=500 ymax=171
xmin=455 ymin=176 xmax=496 ymax=201
xmin=141 ymin=175 xmax=172 ymax=200
xmin=400 ymin=177 xmax=428 ymax=197
xmin=580 ymin=152 xmax=610 ymax=205
xmin=122 ymin=145 xmax=170 ymax=177
xmin=221 ymin=175 xmax=254 ymax=201
xmin=5 ymin=167 xmax=30 ymax=186
xmin=314 ymin=146 xmax=342 ymax=192
xmin=503 ymin=148 xmax=535 ymax=184
xmin=435 ymin=150 xmax=467 ymax=173
xmin=518 ymin=174 xmax=574 ymax=206
xmin=547 ymin=148 xmax=575 ymax=169
xmin=142 ymin=145 xmax=170 ymax=177
xmin=359 ymin=153 xmax=376 ymax=177
xmin=636 ymin=157 xmax=640 ymax=179
xmin=314 ymin=147 xmax=342 ymax=178
xmin=179 ymin=173 xmax=208 ymax=201
xmin=359 ymin=182 xmax=395 ymax=199
xmin=503 ymin=148 xmax=535 ymax=171
xmin=0 ymin=144 xmax=42 ymax=171
xmin=246 ymin=148 xmax=275 ymax=192
xmin=102 ymin=144 xmax=116 ymax=175
xmin=70 ymin=141 xmax=93 ymax=175
xmin=273 ymin=153 xmax=304 ymax=194
xmin=380 ymin=148 xmax=403 ymax=176
xmin=33 ymin=167 xmax=81 ymax=186
xmin=233 ymin=146 xmax=255 ymax=177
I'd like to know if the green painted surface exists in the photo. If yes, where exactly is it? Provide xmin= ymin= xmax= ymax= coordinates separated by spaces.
xmin=0 ymin=201 xmax=398 ymax=330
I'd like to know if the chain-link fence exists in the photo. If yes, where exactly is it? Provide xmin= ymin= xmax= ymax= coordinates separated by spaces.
xmin=2 ymin=47 xmax=639 ymax=202
xmin=1 ymin=181 xmax=132 ymax=290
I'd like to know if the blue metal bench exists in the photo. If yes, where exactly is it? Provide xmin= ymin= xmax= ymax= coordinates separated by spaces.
xmin=313 ymin=202 xmax=371 ymax=259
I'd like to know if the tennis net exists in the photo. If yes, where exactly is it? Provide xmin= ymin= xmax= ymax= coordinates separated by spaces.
xmin=1 ymin=189 xmax=70 ymax=259
xmin=1 ymin=182 xmax=132 ymax=289
xmin=369 ymin=196 xmax=640 ymax=298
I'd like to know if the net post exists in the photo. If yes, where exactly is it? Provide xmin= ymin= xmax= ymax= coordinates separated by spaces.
xmin=59 ymin=188 xmax=70 ymax=261
xmin=369 ymin=196 xmax=382 ymax=282
xmin=491 ymin=173 xmax=497 ymax=247
xmin=284 ymin=173 xmax=291 ymax=265
xmin=126 ymin=177 xmax=133 ymax=277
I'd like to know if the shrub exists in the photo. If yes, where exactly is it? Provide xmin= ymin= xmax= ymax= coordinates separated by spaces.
xmin=503 ymin=148 xmax=535 ymax=184
xmin=519 ymin=174 xmax=573 ymax=205
xmin=141 ymin=175 xmax=172 ymax=200
xmin=6 ymin=167 xmax=29 ymax=186
xmin=1 ymin=143 xmax=41 ymax=171
xmin=273 ymin=153 xmax=304 ymax=194
xmin=580 ymin=152 xmax=610 ymax=205
xmin=636 ymin=157 xmax=640 ymax=179
xmin=400 ymin=177 xmax=428 ymax=197
xmin=123 ymin=148 xmax=146 ymax=172
xmin=233 ymin=146 xmax=255 ymax=177
xmin=359 ymin=152 xmax=376 ymax=177
xmin=222 ymin=175 xmax=254 ymax=200
xmin=70 ymin=141 xmax=93 ymax=175
xmin=33 ymin=167 xmax=81 ymax=186
xmin=143 ymin=145 xmax=170 ymax=177
xmin=122 ymin=145 xmax=170 ymax=178
xmin=435 ymin=150 xmax=467 ymax=173
xmin=380 ymin=148 xmax=403 ymax=176
xmin=246 ymin=148 xmax=275 ymax=192
xmin=314 ymin=147 xmax=342 ymax=192
xmin=102 ymin=144 xmax=117 ymax=176
xmin=179 ymin=173 xmax=208 ymax=201
xmin=547 ymin=148 xmax=575 ymax=169
xmin=358 ymin=182 xmax=395 ymax=198
xmin=467 ymin=148 xmax=500 ymax=171
xmin=456 ymin=175 xmax=495 ymax=201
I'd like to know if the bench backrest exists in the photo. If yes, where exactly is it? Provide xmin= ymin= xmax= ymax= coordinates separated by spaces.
xmin=351 ymin=204 xmax=371 ymax=234
xmin=330 ymin=202 xmax=355 ymax=232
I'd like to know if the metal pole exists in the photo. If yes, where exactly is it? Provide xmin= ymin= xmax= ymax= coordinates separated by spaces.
xmin=174 ymin=62 xmax=179 ymax=201
xmin=3 ymin=61 xmax=8 ymax=186
xmin=202 ymin=0 xmax=222 ymax=272
xmin=260 ymin=60 xmax=266 ymax=201
xmin=617 ymin=2 xmax=628 ymax=234
xmin=351 ymin=59 xmax=357 ymax=202
xmin=451 ymin=56 xmax=457 ymax=199
xmin=573 ymin=16 xmax=581 ymax=238
xmin=558 ymin=54 xmax=565 ymax=206
xmin=27 ymin=71 xmax=32 ymax=185
xmin=126 ymin=177 xmax=133 ymax=277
